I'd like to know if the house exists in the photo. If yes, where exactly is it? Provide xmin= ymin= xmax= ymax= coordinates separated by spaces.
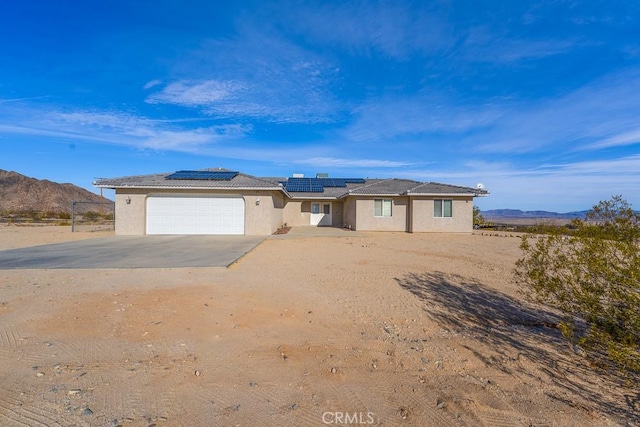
xmin=93 ymin=168 xmax=488 ymax=236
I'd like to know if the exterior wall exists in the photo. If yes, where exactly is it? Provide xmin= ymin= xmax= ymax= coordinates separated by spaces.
xmin=114 ymin=188 xmax=476 ymax=235
xmin=282 ymin=200 xmax=345 ymax=227
xmin=343 ymin=197 xmax=357 ymax=230
xmin=282 ymin=200 xmax=309 ymax=226
xmin=332 ymin=201 xmax=344 ymax=227
xmin=271 ymin=192 xmax=286 ymax=231
xmin=351 ymin=196 xmax=409 ymax=231
xmin=114 ymin=188 xmax=282 ymax=236
xmin=115 ymin=190 xmax=147 ymax=235
xmin=410 ymin=196 xmax=474 ymax=233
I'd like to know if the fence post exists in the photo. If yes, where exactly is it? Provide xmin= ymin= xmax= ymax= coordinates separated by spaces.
xmin=71 ymin=201 xmax=76 ymax=232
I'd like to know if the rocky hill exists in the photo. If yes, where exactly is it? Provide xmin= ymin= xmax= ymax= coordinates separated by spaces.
xmin=0 ymin=169 xmax=113 ymax=214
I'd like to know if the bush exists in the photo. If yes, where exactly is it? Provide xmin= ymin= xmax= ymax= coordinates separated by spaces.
xmin=82 ymin=211 xmax=102 ymax=221
xmin=514 ymin=196 xmax=640 ymax=373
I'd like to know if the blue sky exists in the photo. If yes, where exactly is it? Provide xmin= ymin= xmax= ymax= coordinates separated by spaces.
xmin=1 ymin=1 xmax=639 ymax=211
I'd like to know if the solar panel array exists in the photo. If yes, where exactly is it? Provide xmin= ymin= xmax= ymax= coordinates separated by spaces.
xmin=165 ymin=170 xmax=239 ymax=180
xmin=282 ymin=177 xmax=366 ymax=192
xmin=283 ymin=178 xmax=324 ymax=192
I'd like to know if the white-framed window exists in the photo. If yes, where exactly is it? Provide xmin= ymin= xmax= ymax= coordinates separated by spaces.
xmin=434 ymin=199 xmax=452 ymax=217
xmin=374 ymin=199 xmax=392 ymax=217
xmin=311 ymin=203 xmax=320 ymax=214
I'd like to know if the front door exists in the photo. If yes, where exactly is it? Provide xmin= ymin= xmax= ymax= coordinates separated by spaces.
xmin=310 ymin=202 xmax=332 ymax=226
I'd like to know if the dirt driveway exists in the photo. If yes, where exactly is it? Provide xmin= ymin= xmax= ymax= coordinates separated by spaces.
xmin=0 ymin=226 xmax=637 ymax=426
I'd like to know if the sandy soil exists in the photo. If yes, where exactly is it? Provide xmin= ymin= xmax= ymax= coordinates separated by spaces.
xmin=0 ymin=225 xmax=638 ymax=426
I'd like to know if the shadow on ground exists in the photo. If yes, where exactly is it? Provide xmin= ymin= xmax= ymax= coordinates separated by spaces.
xmin=395 ymin=271 xmax=639 ymax=424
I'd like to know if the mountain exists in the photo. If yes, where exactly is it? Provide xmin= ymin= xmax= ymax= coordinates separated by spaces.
xmin=0 ymin=169 xmax=112 ymax=214
xmin=483 ymin=209 xmax=589 ymax=220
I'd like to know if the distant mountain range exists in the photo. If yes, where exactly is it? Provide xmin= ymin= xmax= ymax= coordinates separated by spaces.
xmin=482 ymin=209 xmax=589 ymax=220
xmin=0 ymin=169 xmax=112 ymax=214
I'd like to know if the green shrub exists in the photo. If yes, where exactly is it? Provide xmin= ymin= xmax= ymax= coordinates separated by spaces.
xmin=514 ymin=196 xmax=640 ymax=373
xmin=82 ymin=211 xmax=101 ymax=221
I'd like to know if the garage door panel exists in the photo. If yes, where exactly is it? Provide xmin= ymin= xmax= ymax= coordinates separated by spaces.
xmin=146 ymin=196 xmax=245 ymax=235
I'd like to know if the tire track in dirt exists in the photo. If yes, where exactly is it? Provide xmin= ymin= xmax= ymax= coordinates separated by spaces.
xmin=0 ymin=384 xmax=82 ymax=427
xmin=0 ymin=328 xmax=24 ymax=360
xmin=241 ymin=382 xmax=322 ymax=426
xmin=312 ymin=372 xmax=464 ymax=427
xmin=0 ymin=328 xmax=46 ymax=366
xmin=452 ymin=375 xmax=556 ymax=427
xmin=44 ymin=337 xmax=121 ymax=366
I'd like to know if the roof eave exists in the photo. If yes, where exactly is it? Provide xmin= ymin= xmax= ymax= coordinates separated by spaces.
xmin=289 ymin=195 xmax=342 ymax=200
xmin=407 ymin=192 xmax=480 ymax=197
xmin=94 ymin=184 xmax=283 ymax=191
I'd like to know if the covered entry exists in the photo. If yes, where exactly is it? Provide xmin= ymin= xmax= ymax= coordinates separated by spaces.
xmin=146 ymin=195 xmax=245 ymax=235
xmin=310 ymin=202 xmax=332 ymax=226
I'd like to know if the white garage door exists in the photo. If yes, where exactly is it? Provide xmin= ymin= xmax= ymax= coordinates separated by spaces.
xmin=146 ymin=195 xmax=245 ymax=235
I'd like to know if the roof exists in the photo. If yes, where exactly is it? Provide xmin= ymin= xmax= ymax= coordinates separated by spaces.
xmin=94 ymin=169 xmax=281 ymax=190
xmin=94 ymin=169 xmax=488 ymax=198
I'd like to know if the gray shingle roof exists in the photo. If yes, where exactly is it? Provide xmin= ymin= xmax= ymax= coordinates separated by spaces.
xmin=94 ymin=171 xmax=282 ymax=190
xmin=347 ymin=179 xmax=419 ymax=195
xmin=94 ymin=170 xmax=488 ymax=197
xmin=408 ymin=182 xmax=488 ymax=196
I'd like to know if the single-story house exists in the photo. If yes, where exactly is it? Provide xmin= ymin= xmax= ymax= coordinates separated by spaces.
xmin=93 ymin=169 xmax=488 ymax=236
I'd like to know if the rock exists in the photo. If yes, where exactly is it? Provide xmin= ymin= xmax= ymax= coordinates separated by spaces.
xmin=36 ymin=372 xmax=45 ymax=377
xmin=399 ymin=407 xmax=410 ymax=419
xmin=82 ymin=407 xmax=93 ymax=416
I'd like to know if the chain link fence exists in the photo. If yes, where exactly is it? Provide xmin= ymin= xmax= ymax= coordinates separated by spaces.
xmin=71 ymin=201 xmax=115 ymax=232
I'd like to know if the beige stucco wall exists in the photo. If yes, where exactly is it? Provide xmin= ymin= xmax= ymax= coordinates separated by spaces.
xmin=282 ymin=200 xmax=309 ymax=226
xmin=332 ymin=201 xmax=344 ymax=227
xmin=114 ymin=189 xmax=283 ymax=236
xmin=410 ymin=197 xmax=474 ymax=233
xmin=115 ymin=190 xmax=147 ymax=235
xmin=352 ymin=196 xmax=409 ymax=231
xmin=114 ymin=189 xmax=476 ymax=235
xmin=282 ymin=200 xmax=345 ymax=227
xmin=343 ymin=198 xmax=357 ymax=230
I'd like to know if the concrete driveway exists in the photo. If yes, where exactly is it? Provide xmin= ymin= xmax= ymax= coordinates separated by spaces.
xmin=0 ymin=235 xmax=265 ymax=269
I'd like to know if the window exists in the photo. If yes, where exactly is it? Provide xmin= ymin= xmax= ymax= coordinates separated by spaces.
xmin=434 ymin=199 xmax=452 ymax=217
xmin=323 ymin=203 xmax=331 ymax=214
xmin=374 ymin=199 xmax=392 ymax=217
xmin=311 ymin=203 xmax=320 ymax=214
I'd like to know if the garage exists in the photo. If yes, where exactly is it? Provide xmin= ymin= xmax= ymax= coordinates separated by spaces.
xmin=146 ymin=195 xmax=245 ymax=235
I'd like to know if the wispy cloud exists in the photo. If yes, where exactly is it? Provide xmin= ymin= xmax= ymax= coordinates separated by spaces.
xmin=0 ymin=95 xmax=51 ymax=104
xmin=146 ymin=80 xmax=244 ymax=107
xmin=341 ymin=94 xmax=501 ymax=143
xmin=291 ymin=157 xmax=414 ymax=168
xmin=146 ymin=28 xmax=343 ymax=124
xmin=462 ymin=33 xmax=579 ymax=63
xmin=472 ymin=70 xmax=640 ymax=154
xmin=278 ymin=1 xmax=454 ymax=59
xmin=586 ymin=129 xmax=640 ymax=150
xmin=143 ymin=79 xmax=163 ymax=90
xmin=0 ymin=106 xmax=250 ymax=152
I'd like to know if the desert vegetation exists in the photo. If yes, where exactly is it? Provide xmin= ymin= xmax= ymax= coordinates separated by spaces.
xmin=515 ymin=196 xmax=640 ymax=373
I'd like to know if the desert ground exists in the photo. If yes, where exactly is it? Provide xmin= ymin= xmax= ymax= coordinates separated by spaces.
xmin=0 ymin=225 xmax=638 ymax=426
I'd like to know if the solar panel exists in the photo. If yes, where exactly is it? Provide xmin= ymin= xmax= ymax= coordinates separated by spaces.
xmin=166 ymin=170 xmax=239 ymax=180
xmin=284 ymin=178 xmax=324 ymax=192
xmin=283 ymin=177 xmax=365 ymax=192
